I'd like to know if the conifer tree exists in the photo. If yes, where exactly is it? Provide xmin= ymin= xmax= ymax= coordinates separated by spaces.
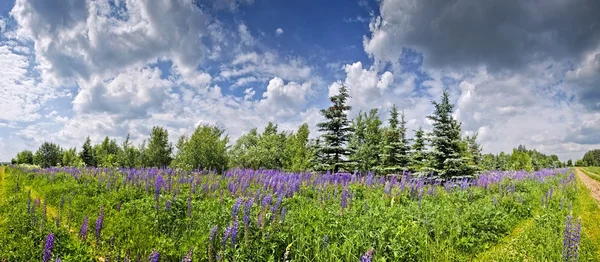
xmin=80 ymin=137 xmax=96 ymax=167
xmin=348 ymin=109 xmax=383 ymax=172
xmin=378 ymin=105 xmax=409 ymax=174
xmin=317 ymin=84 xmax=353 ymax=172
xmin=427 ymin=89 xmax=472 ymax=178
xmin=410 ymin=126 xmax=428 ymax=172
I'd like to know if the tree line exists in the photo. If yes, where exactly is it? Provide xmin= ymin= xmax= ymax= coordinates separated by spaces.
xmin=11 ymin=87 xmax=563 ymax=178
xmin=574 ymin=149 xmax=600 ymax=167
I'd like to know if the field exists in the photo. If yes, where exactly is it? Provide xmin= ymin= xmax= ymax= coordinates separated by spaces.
xmin=0 ymin=166 xmax=599 ymax=261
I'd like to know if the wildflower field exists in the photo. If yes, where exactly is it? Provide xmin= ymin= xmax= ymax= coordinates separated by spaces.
xmin=0 ymin=166 xmax=599 ymax=261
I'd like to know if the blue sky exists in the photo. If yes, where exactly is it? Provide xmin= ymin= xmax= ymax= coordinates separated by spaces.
xmin=1 ymin=0 xmax=600 ymax=162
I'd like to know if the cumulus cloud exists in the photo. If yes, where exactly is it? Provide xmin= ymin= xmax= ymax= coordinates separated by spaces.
xmin=275 ymin=28 xmax=283 ymax=35
xmin=258 ymin=77 xmax=312 ymax=117
xmin=364 ymin=0 xmax=600 ymax=71
xmin=11 ymin=0 xmax=214 ymax=85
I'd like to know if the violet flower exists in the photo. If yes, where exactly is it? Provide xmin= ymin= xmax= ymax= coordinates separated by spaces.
xmin=43 ymin=233 xmax=54 ymax=262
xmin=79 ymin=215 xmax=89 ymax=241
xmin=95 ymin=206 xmax=104 ymax=241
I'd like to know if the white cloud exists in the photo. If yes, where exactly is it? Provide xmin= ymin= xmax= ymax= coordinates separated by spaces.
xmin=275 ymin=28 xmax=283 ymax=35
xmin=258 ymin=77 xmax=312 ymax=117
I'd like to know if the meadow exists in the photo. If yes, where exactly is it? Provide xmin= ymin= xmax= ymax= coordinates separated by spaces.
xmin=0 ymin=166 xmax=598 ymax=261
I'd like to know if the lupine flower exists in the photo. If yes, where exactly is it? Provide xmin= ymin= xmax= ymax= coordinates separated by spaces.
xmin=340 ymin=188 xmax=348 ymax=210
xmin=80 ymin=215 xmax=89 ymax=240
xmin=243 ymin=198 xmax=254 ymax=227
xmin=231 ymin=221 xmax=239 ymax=245
xmin=281 ymin=207 xmax=287 ymax=223
xmin=155 ymin=175 xmax=164 ymax=201
xmin=95 ymin=206 xmax=104 ymax=241
xmin=493 ymin=196 xmax=498 ymax=206
xmin=222 ymin=226 xmax=232 ymax=246
xmin=166 ymin=200 xmax=171 ymax=211
xmin=563 ymin=215 xmax=582 ymax=261
xmin=361 ymin=248 xmax=374 ymax=262
xmin=149 ymin=249 xmax=159 ymax=262
xmin=209 ymin=225 xmax=218 ymax=242
xmin=43 ymin=233 xmax=55 ymax=262
xmin=55 ymin=258 xmax=61 ymax=262
xmin=232 ymin=197 xmax=243 ymax=219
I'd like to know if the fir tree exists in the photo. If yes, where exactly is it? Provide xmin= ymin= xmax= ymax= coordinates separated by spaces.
xmin=348 ymin=109 xmax=383 ymax=172
xmin=80 ymin=137 xmax=96 ymax=167
xmin=317 ymin=84 xmax=353 ymax=172
xmin=378 ymin=105 xmax=409 ymax=174
xmin=427 ymin=89 xmax=472 ymax=178
xmin=410 ymin=126 xmax=428 ymax=172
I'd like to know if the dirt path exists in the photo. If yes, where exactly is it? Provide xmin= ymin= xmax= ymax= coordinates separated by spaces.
xmin=576 ymin=168 xmax=600 ymax=205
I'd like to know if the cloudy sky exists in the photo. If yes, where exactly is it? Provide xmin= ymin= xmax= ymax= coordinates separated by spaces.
xmin=0 ymin=0 xmax=599 ymax=162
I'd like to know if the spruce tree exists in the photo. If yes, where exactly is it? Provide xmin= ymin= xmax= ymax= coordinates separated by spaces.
xmin=427 ymin=89 xmax=471 ymax=178
xmin=317 ymin=84 xmax=353 ymax=172
xmin=348 ymin=109 xmax=383 ymax=172
xmin=80 ymin=137 xmax=96 ymax=167
xmin=378 ymin=105 xmax=409 ymax=174
xmin=410 ymin=126 xmax=428 ymax=172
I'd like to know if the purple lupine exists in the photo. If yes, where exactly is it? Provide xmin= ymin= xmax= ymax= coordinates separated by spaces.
xmin=231 ymin=197 xmax=243 ymax=220
xmin=563 ymin=215 xmax=582 ymax=261
xmin=55 ymin=258 xmax=61 ymax=262
xmin=222 ymin=226 xmax=232 ymax=246
xmin=361 ymin=248 xmax=374 ymax=262
xmin=95 ymin=206 xmax=104 ymax=241
xmin=493 ymin=196 xmax=498 ymax=206
xmin=155 ymin=175 xmax=164 ymax=201
xmin=280 ymin=207 xmax=287 ymax=223
xmin=243 ymin=198 xmax=254 ymax=227
xmin=230 ymin=221 xmax=239 ymax=245
xmin=209 ymin=225 xmax=218 ymax=242
xmin=166 ymin=200 xmax=171 ymax=211
xmin=43 ymin=233 xmax=55 ymax=262
xmin=340 ymin=188 xmax=348 ymax=210
xmin=80 ymin=215 xmax=89 ymax=240
xmin=149 ymin=249 xmax=159 ymax=262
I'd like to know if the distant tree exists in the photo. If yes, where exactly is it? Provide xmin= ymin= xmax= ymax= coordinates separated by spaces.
xmin=410 ymin=126 xmax=429 ymax=172
xmin=62 ymin=148 xmax=82 ymax=167
xmin=34 ymin=142 xmax=62 ymax=168
xmin=348 ymin=109 xmax=383 ymax=172
xmin=567 ymin=159 xmax=573 ymax=167
xmin=15 ymin=150 xmax=34 ymax=165
xmin=94 ymin=136 xmax=121 ymax=167
xmin=316 ymin=84 xmax=353 ymax=172
xmin=229 ymin=128 xmax=260 ymax=169
xmin=80 ymin=137 xmax=96 ymax=167
xmin=145 ymin=126 xmax=173 ymax=168
xmin=510 ymin=149 xmax=534 ymax=171
xmin=427 ymin=89 xmax=473 ymax=178
xmin=118 ymin=134 xmax=140 ymax=168
xmin=284 ymin=123 xmax=312 ymax=171
xmin=172 ymin=124 xmax=229 ymax=171
xmin=582 ymin=149 xmax=600 ymax=166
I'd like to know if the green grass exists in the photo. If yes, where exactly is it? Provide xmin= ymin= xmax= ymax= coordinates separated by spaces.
xmin=581 ymin=167 xmax=600 ymax=182
xmin=0 ymin=167 xmax=594 ymax=261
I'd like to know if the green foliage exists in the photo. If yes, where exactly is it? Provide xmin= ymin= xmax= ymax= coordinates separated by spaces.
xmin=410 ymin=126 xmax=429 ymax=172
xmin=80 ymin=137 xmax=96 ymax=167
xmin=33 ymin=142 xmax=62 ymax=168
xmin=118 ymin=134 xmax=140 ymax=168
xmin=427 ymin=90 xmax=473 ymax=178
xmin=378 ymin=106 xmax=411 ymax=174
xmin=283 ymin=123 xmax=312 ymax=171
xmin=15 ymin=150 xmax=34 ymax=165
xmin=316 ymin=84 xmax=353 ymax=172
xmin=348 ymin=109 xmax=383 ymax=172
xmin=93 ymin=136 xmax=121 ymax=167
xmin=480 ymin=145 xmax=561 ymax=171
xmin=172 ymin=124 xmax=229 ymax=171
xmin=1 ymin=167 xmax=593 ymax=261
xmin=581 ymin=149 xmax=600 ymax=166
xmin=62 ymin=148 xmax=83 ymax=167
xmin=145 ymin=126 xmax=173 ymax=168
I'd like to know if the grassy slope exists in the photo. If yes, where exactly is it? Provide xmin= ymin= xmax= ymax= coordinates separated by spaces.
xmin=581 ymin=167 xmax=600 ymax=182
xmin=476 ymin=169 xmax=600 ymax=261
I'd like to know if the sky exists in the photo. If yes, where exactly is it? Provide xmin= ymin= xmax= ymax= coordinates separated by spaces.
xmin=0 ymin=0 xmax=599 ymax=162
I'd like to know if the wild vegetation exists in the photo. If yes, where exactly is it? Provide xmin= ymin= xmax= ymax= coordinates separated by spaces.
xmin=10 ymin=88 xmax=564 ymax=178
xmin=1 ymin=166 xmax=598 ymax=261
